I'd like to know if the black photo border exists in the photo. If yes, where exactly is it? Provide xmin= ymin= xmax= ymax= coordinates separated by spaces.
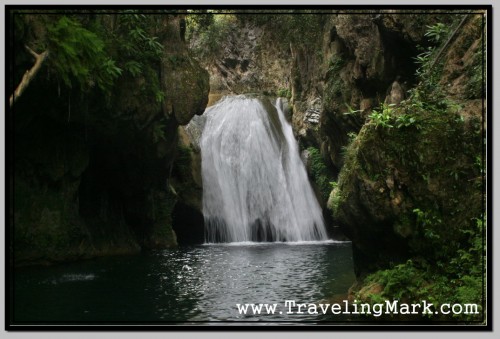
xmin=4 ymin=3 xmax=493 ymax=332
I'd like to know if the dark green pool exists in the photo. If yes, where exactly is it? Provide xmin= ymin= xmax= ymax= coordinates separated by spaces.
xmin=12 ymin=241 xmax=354 ymax=324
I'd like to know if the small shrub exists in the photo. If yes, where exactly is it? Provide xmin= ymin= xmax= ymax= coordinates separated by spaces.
xmin=425 ymin=23 xmax=450 ymax=44
xmin=277 ymin=87 xmax=291 ymax=99
xmin=368 ymin=103 xmax=395 ymax=129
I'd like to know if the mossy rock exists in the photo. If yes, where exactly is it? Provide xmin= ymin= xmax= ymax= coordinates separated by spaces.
xmin=330 ymin=97 xmax=483 ymax=278
xmin=163 ymin=53 xmax=210 ymax=125
xmin=145 ymin=188 xmax=178 ymax=248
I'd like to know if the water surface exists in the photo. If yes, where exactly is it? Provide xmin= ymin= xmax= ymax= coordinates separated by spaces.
xmin=13 ymin=241 xmax=354 ymax=324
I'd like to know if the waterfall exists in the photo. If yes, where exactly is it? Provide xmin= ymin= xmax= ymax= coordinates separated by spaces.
xmin=199 ymin=95 xmax=328 ymax=243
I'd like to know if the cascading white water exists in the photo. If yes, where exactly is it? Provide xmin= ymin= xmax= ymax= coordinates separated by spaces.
xmin=200 ymin=95 xmax=328 ymax=243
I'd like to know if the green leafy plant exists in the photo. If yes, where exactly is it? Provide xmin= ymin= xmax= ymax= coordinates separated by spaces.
xmin=466 ymin=49 xmax=485 ymax=99
xmin=155 ymin=90 xmax=165 ymax=104
xmin=152 ymin=120 xmax=166 ymax=143
xmin=364 ymin=260 xmax=427 ymax=302
xmin=347 ymin=131 xmax=357 ymax=142
xmin=277 ymin=87 xmax=291 ymax=98
xmin=123 ymin=60 xmax=143 ymax=77
xmin=414 ymin=47 xmax=433 ymax=78
xmin=450 ymin=217 xmax=485 ymax=276
xmin=395 ymin=114 xmax=421 ymax=129
xmin=46 ymin=16 xmax=121 ymax=92
xmin=343 ymin=103 xmax=363 ymax=116
xmin=119 ymin=16 xmax=164 ymax=59
xmin=425 ymin=23 xmax=450 ymax=44
xmin=413 ymin=208 xmax=442 ymax=241
xmin=369 ymin=103 xmax=395 ymax=129
xmin=414 ymin=48 xmax=433 ymax=66
xmin=474 ymin=155 xmax=485 ymax=175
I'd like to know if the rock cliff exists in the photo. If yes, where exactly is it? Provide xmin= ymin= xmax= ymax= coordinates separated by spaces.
xmin=12 ymin=14 xmax=209 ymax=265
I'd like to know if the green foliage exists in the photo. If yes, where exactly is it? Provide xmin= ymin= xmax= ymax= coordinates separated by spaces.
xmin=450 ymin=217 xmax=485 ymax=277
xmin=15 ymin=12 xmax=168 ymax=103
xmin=123 ymin=28 xmax=163 ymax=60
xmin=97 ymin=58 xmax=123 ymax=92
xmin=185 ymin=9 xmax=215 ymax=41
xmin=123 ymin=60 xmax=142 ymax=77
xmin=413 ymin=208 xmax=442 ymax=241
xmin=410 ymin=208 xmax=447 ymax=262
xmin=395 ymin=113 xmax=420 ymax=129
xmin=306 ymin=147 xmax=334 ymax=202
xmin=119 ymin=9 xmax=147 ymax=27
xmin=413 ymin=46 xmax=442 ymax=91
xmin=455 ymin=275 xmax=483 ymax=307
xmin=327 ymin=55 xmax=345 ymax=75
xmin=188 ymin=14 xmax=238 ymax=61
xmin=46 ymin=16 xmax=121 ymax=92
xmin=154 ymin=90 xmax=165 ymax=104
xmin=365 ymin=23 xmax=467 ymax=134
xmin=152 ymin=120 xmax=167 ymax=143
xmin=118 ymin=10 xmax=163 ymax=60
xmin=414 ymin=47 xmax=433 ymax=67
xmin=413 ymin=23 xmax=452 ymax=93
xmin=342 ymin=103 xmax=362 ymax=116
xmin=425 ymin=23 xmax=450 ymax=44
xmin=466 ymin=49 xmax=485 ymax=99
xmin=277 ymin=87 xmax=291 ymax=99
xmin=323 ymin=55 xmax=347 ymax=102
xmin=363 ymin=232 xmax=485 ymax=321
xmin=368 ymin=103 xmax=395 ymax=129
xmin=474 ymin=155 xmax=485 ymax=175
xmin=111 ymin=12 xmax=165 ymax=104
xmin=365 ymin=260 xmax=427 ymax=302
xmin=369 ymin=103 xmax=421 ymax=130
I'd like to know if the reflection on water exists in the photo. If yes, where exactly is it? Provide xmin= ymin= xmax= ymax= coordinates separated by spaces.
xmin=13 ymin=242 xmax=354 ymax=323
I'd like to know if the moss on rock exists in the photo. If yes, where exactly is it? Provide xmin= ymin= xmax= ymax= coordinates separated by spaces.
xmin=305 ymin=146 xmax=335 ymax=203
xmin=145 ymin=188 xmax=178 ymax=248
xmin=329 ymin=96 xmax=483 ymax=276
xmin=163 ymin=54 xmax=210 ymax=125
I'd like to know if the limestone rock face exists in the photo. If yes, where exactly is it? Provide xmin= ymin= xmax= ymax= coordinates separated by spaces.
xmin=190 ymin=20 xmax=290 ymax=98
xmin=162 ymin=54 xmax=210 ymax=125
xmin=158 ymin=16 xmax=210 ymax=126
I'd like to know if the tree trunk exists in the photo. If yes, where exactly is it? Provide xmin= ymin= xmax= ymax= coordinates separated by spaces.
xmin=9 ymin=46 xmax=49 ymax=108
